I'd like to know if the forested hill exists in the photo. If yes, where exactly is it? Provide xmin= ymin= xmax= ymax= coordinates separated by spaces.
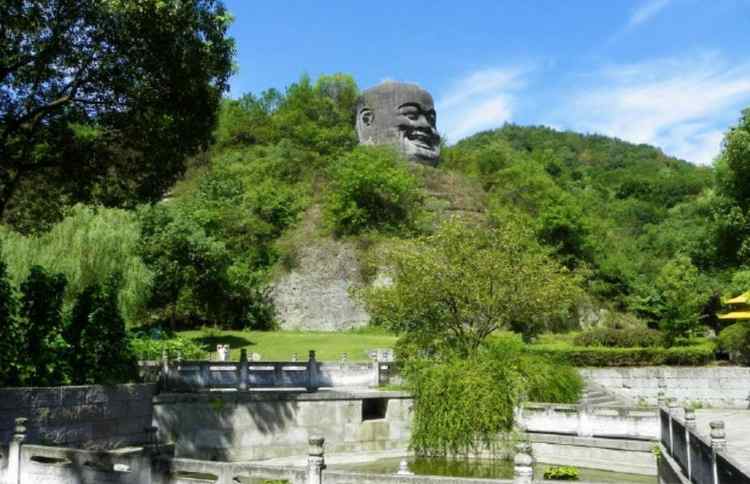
xmin=441 ymin=123 xmax=730 ymax=329
xmin=3 ymin=72 xmax=749 ymax=336
xmin=448 ymin=124 xmax=712 ymax=210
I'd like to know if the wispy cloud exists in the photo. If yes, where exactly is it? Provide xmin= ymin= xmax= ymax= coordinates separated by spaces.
xmin=437 ymin=68 xmax=526 ymax=143
xmin=627 ymin=0 xmax=671 ymax=29
xmin=560 ymin=52 xmax=750 ymax=164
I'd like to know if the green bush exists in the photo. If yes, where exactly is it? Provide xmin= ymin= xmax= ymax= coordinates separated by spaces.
xmin=71 ymin=275 xmax=139 ymax=384
xmin=0 ymin=258 xmax=21 ymax=386
xmin=573 ymin=327 xmax=664 ymax=348
xmin=717 ymin=322 xmax=750 ymax=364
xmin=18 ymin=266 xmax=69 ymax=386
xmin=544 ymin=466 xmax=580 ymax=480
xmin=526 ymin=341 xmax=715 ymax=366
xmin=129 ymin=333 xmax=206 ymax=361
xmin=405 ymin=336 xmax=582 ymax=457
xmin=521 ymin=354 xmax=583 ymax=403
xmin=324 ymin=146 xmax=422 ymax=235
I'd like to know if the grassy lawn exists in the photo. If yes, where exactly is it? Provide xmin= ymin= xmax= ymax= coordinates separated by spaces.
xmin=176 ymin=328 xmax=398 ymax=362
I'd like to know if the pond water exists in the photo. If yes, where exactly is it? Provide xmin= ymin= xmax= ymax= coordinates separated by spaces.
xmin=329 ymin=457 xmax=657 ymax=483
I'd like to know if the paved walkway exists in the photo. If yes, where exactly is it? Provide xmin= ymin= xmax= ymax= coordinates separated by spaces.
xmin=694 ymin=409 xmax=750 ymax=466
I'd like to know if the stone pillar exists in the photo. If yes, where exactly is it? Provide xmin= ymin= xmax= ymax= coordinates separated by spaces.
xmin=710 ymin=421 xmax=726 ymax=452
xmin=307 ymin=350 xmax=319 ymax=392
xmin=7 ymin=417 xmax=27 ymax=484
xmin=238 ymin=349 xmax=248 ymax=391
xmin=306 ymin=436 xmax=325 ymax=484
xmin=710 ymin=420 xmax=726 ymax=484
xmin=684 ymin=407 xmax=696 ymax=430
xmin=576 ymin=404 xmax=593 ymax=437
xmin=370 ymin=353 xmax=381 ymax=389
xmin=513 ymin=442 xmax=534 ymax=484
xmin=667 ymin=399 xmax=679 ymax=451
xmin=657 ymin=380 xmax=667 ymax=407
xmin=684 ymin=408 xmax=695 ymax=480
xmin=161 ymin=349 xmax=169 ymax=391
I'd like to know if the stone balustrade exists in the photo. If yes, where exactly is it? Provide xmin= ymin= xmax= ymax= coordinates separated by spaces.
xmin=516 ymin=402 xmax=659 ymax=440
xmin=161 ymin=350 xmax=396 ymax=392
xmin=659 ymin=406 xmax=750 ymax=484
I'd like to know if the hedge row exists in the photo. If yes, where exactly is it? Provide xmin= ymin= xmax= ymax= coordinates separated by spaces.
xmin=525 ymin=342 xmax=715 ymax=367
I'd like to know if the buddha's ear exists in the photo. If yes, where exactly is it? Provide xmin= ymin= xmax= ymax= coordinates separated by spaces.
xmin=359 ymin=107 xmax=374 ymax=127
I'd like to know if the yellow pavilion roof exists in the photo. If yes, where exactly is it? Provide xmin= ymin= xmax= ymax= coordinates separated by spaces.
xmin=726 ymin=293 xmax=749 ymax=304
xmin=718 ymin=311 xmax=750 ymax=320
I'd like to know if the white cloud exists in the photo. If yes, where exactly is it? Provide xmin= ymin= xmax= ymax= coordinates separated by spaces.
xmin=437 ymin=68 xmax=525 ymax=143
xmin=627 ymin=0 xmax=671 ymax=29
xmin=561 ymin=53 xmax=750 ymax=164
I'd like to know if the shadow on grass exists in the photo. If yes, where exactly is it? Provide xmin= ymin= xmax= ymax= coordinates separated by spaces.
xmin=191 ymin=335 xmax=257 ymax=353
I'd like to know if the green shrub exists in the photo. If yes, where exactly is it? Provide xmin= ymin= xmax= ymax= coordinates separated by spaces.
xmin=521 ymin=354 xmax=583 ymax=403
xmin=405 ymin=336 xmax=582 ymax=457
xmin=324 ymin=146 xmax=422 ymax=235
xmin=0 ymin=258 xmax=21 ymax=386
xmin=573 ymin=327 xmax=664 ymax=348
xmin=71 ymin=275 xmax=139 ymax=384
xmin=717 ymin=322 xmax=750 ymax=364
xmin=544 ymin=465 xmax=580 ymax=480
xmin=526 ymin=341 xmax=715 ymax=366
xmin=18 ymin=266 xmax=69 ymax=386
xmin=129 ymin=333 xmax=206 ymax=361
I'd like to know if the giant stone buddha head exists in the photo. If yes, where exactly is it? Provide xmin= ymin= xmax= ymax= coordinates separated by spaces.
xmin=355 ymin=81 xmax=440 ymax=165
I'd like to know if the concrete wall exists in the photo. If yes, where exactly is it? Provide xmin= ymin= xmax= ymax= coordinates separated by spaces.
xmin=0 ymin=384 xmax=156 ymax=449
xmin=153 ymin=390 xmax=413 ymax=461
xmin=580 ymin=367 xmax=750 ymax=408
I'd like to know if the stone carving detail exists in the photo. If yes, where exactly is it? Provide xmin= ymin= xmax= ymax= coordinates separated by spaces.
xmin=355 ymin=81 xmax=440 ymax=165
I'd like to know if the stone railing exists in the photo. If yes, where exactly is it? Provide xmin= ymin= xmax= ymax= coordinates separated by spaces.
xmin=0 ymin=421 xmax=543 ymax=484
xmin=516 ymin=402 xmax=658 ymax=440
xmin=659 ymin=405 xmax=750 ymax=484
xmin=161 ymin=350 xmax=396 ymax=392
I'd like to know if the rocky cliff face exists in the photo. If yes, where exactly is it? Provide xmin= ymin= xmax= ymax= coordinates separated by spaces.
xmin=271 ymin=236 xmax=370 ymax=331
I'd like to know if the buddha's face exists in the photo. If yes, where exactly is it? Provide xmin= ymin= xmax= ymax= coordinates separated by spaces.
xmin=356 ymin=82 xmax=441 ymax=165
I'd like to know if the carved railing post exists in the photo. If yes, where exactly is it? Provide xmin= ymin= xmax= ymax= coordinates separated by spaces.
xmin=667 ymin=399 xmax=679 ymax=452
xmin=685 ymin=406 xmax=697 ymax=480
xmin=7 ymin=417 xmax=27 ymax=484
xmin=238 ymin=349 xmax=248 ymax=391
xmin=160 ymin=348 xmax=169 ymax=391
xmin=307 ymin=350 xmax=319 ymax=392
xmin=657 ymin=380 xmax=667 ymax=407
xmin=710 ymin=420 xmax=726 ymax=484
xmin=513 ymin=442 xmax=534 ymax=484
xmin=306 ymin=436 xmax=325 ymax=484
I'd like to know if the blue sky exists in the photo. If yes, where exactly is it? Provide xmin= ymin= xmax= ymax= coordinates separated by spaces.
xmin=223 ymin=0 xmax=750 ymax=165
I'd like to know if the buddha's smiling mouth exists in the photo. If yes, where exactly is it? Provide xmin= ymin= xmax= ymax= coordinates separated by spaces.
xmin=403 ymin=128 xmax=438 ymax=150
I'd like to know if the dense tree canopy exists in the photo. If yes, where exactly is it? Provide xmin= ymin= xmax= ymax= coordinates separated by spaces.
xmin=0 ymin=0 xmax=234 ymax=231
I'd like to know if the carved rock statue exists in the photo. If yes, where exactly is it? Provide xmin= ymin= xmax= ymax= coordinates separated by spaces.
xmin=355 ymin=81 xmax=440 ymax=165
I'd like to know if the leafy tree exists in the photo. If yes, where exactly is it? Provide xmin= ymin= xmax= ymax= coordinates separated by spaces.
xmin=0 ymin=257 xmax=21 ymax=386
xmin=76 ymin=274 xmax=138 ymax=384
xmin=325 ymin=146 xmax=422 ymax=236
xmin=365 ymin=217 xmax=582 ymax=355
xmin=18 ymin=266 xmax=68 ymax=385
xmin=1 ymin=0 xmax=235 ymax=230
xmin=654 ymin=255 xmax=706 ymax=344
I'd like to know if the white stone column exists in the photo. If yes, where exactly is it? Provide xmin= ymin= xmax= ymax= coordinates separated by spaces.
xmin=7 ymin=417 xmax=27 ymax=484
xmin=306 ymin=436 xmax=325 ymax=484
xmin=710 ymin=420 xmax=726 ymax=484
xmin=513 ymin=442 xmax=534 ymax=484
